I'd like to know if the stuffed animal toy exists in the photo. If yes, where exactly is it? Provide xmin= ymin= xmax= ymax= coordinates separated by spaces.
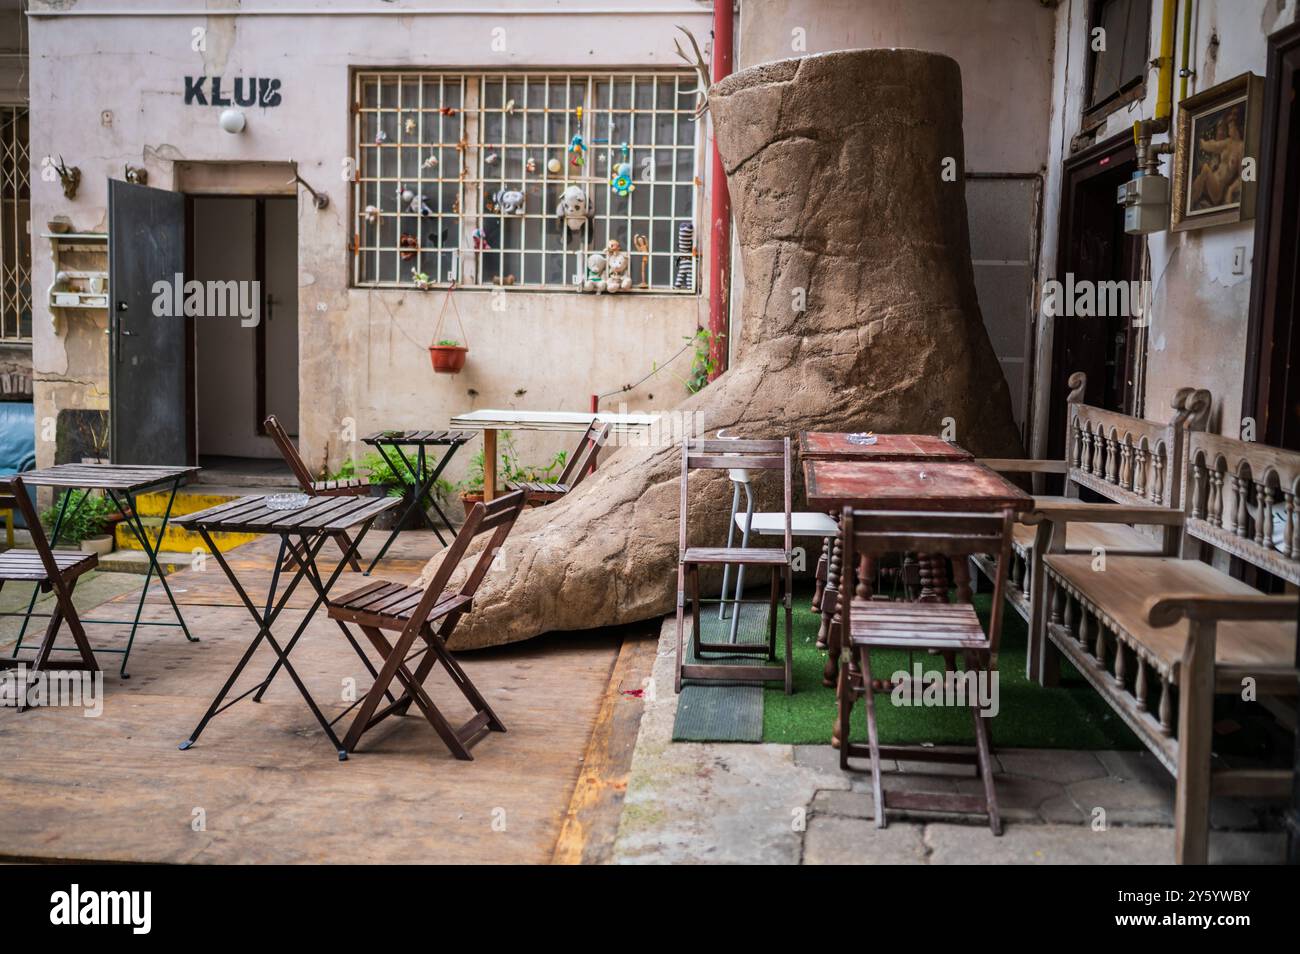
xmin=493 ymin=188 xmax=526 ymax=215
xmin=555 ymin=185 xmax=592 ymax=246
xmin=603 ymin=239 xmax=632 ymax=292
xmin=582 ymin=251 xmax=608 ymax=293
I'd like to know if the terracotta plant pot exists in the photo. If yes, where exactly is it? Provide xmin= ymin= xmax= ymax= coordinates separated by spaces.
xmin=460 ymin=492 xmax=483 ymax=518
xmin=429 ymin=345 xmax=468 ymax=374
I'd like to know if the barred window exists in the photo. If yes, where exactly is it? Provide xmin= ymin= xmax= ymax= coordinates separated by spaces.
xmin=351 ymin=72 xmax=701 ymax=293
xmin=0 ymin=106 xmax=31 ymax=341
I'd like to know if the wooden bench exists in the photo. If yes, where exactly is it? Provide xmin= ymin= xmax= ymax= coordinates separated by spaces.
xmin=1036 ymin=431 xmax=1299 ymax=864
xmin=977 ymin=372 xmax=1210 ymax=681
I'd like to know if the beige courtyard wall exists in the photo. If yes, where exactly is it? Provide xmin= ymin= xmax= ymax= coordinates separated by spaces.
xmin=25 ymin=0 xmax=712 ymax=484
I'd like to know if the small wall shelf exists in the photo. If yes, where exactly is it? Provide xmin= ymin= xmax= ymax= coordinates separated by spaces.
xmin=44 ymin=232 xmax=108 ymax=321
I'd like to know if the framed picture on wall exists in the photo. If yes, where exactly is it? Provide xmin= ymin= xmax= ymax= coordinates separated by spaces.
xmin=1171 ymin=72 xmax=1263 ymax=231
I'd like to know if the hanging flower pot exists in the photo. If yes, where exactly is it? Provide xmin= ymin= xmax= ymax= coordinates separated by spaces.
xmin=428 ymin=282 xmax=470 ymax=375
xmin=429 ymin=340 xmax=468 ymax=374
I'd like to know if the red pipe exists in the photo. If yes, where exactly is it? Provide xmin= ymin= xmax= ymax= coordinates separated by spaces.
xmin=707 ymin=0 xmax=734 ymax=381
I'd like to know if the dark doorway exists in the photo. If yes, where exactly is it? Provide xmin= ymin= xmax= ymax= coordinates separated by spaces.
xmin=1047 ymin=133 xmax=1144 ymax=457
xmin=108 ymin=180 xmax=188 ymax=465
xmin=190 ymin=195 xmax=299 ymax=469
xmin=1244 ymin=21 xmax=1300 ymax=451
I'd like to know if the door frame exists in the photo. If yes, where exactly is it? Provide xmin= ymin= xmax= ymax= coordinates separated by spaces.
xmin=1242 ymin=20 xmax=1300 ymax=448
xmin=1046 ymin=130 xmax=1142 ymax=456
xmin=186 ymin=192 xmax=298 ymax=457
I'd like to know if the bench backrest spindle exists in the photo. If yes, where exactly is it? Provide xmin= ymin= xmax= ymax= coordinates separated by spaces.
xmin=1181 ymin=433 xmax=1300 ymax=584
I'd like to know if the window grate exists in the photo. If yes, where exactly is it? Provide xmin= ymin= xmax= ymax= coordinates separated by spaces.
xmin=0 ymin=106 xmax=31 ymax=341
xmin=351 ymin=71 xmax=701 ymax=293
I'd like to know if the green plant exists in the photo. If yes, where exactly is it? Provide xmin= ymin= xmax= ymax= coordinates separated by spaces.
xmin=41 ymin=489 xmax=116 ymax=545
xmin=435 ymin=338 xmax=462 ymax=347
xmin=328 ymin=453 xmax=454 ymax=502
xmin=685 ymin=328 xmax=720 ymax=393
xmin=456 ymin=432 xmax=567 ymax=495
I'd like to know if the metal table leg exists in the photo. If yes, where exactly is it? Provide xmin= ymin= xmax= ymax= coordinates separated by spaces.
xmin=180 ymin=530 xmax=352 ymax=758
xmin=105 ymin=478 xmax=197 ymax=677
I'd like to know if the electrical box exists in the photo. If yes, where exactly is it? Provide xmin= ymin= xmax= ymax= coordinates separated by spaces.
xmin=1116 ymin=174 xmax=1169 ymax=235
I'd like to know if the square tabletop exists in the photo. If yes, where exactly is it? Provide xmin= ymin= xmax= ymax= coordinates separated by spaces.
xmin=449 ymin=408 xmax=659 ymax=433
xmin=174 ymin=493 xmax=398 ymax=535
xmin=362 ymin=429 xmax=476 ymax=446
xmin=805 ymin=460 xmax=1031 ymax=513
xmin=799 ymin=432 xmax=973 ymax=462
xmin=20 ymin=462 xmax=200 ymax=492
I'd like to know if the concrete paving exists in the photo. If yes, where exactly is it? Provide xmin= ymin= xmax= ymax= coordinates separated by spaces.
xmin=612 ymin=619 xmax=1288 ymax=865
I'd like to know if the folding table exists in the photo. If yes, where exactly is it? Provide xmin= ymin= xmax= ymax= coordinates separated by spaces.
xmin=173 ymin=493 xmax=399 ymax=760
xmin=360 ymin=429 xmax=474 ymax=570
xmin=7 ymin=463 xmax=200 ymax=677
xmin=449 ymin=409 xmax=660 ymax=501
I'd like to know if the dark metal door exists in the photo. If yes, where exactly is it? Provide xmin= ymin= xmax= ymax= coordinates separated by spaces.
xmin=108 ymin=179 xmax=188 ymax=464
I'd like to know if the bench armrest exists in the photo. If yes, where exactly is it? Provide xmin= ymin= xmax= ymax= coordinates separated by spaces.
xmin=979 ymin=458 xmax=1067 ymax=475
xmin=1021 ymin=502 xmax=1185 ymax=527
xmin=1146 ymin=593 xmax=1299 ymax=627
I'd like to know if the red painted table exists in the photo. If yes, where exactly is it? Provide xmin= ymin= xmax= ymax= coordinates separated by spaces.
xmin=804 ymin=458 xmax=1031 ymax=702
xmin=799 ymin=432 xmax=973 ymax=462
xmin=798 ymin=433 xmax=975 ymax=647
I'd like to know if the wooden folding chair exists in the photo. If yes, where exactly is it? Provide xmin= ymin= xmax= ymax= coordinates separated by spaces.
xmin=674 ymin=437 xmax=794 ymax=694
xmin=0 ymin=475 xmax=99 ymax=692
xmin=505 ymin=420 xmax=610 ymax=504
xmin=837 ymin=508 xmax=1016 ymax=834
xmin=326 ymin=489 xmax=529 ymax=759
xmin=265 ymin=414 xmax=367 ymax=571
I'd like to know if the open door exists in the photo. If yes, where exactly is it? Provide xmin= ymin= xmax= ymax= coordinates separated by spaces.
xmin=108 ymin=179 xmax=188 ymax=464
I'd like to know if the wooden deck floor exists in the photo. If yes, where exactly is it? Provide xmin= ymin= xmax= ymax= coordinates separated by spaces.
xmin=0 ymin=533 xmax=632 ymax=864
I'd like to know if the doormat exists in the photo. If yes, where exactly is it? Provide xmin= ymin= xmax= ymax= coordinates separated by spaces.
xmin=673 ymin=685 xmax=764 ymax=742
xmin=672 ymin=601 xmax=778 ymax=742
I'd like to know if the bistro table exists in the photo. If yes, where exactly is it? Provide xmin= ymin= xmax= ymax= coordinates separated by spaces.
xmin=8 ymin=463 xmax=200 ymax=677
xmin=449 ymin=409 xmax=660 ymax=501
xmin=360 ymin=429 xmax=474 ymax=571
xmin=173 ymin=492 xmax=398 ymax=760
xmin=804 ymin=457 xmax=1032 ymax=693
xmin=800 ymin=433 xmax=974 ymax=627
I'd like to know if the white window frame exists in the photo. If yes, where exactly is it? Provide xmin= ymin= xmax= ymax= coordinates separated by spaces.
xmin=350 ymin=70 xmax=703 ymax=293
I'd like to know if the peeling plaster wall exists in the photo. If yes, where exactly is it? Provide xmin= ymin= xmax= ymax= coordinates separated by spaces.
xmin=26 ymin=0 xmax=713 ymax=481
xmin=1034 ymin=0 xmax=1300 ymax=449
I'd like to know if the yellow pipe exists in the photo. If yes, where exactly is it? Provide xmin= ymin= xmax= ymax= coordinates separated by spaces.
xmin=1178 ymin=0 xmax=1193 ymax=102
xmin=1154 ymin=0 xmax=1177 ymax=122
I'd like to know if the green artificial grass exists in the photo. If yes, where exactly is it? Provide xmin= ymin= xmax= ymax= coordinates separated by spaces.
xmin=761 ymin=585 xmax=1143 ymax=749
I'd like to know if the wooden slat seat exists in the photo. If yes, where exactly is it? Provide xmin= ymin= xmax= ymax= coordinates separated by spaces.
xmin=503 ymin=421 xmax=610 ymax=506
xmin=311 ymin=477 xmax=368 ymax=495
xmin=505 ymin=480 xmax=570 ymax=495
xmin=328 ymin=579 xmax=470 ymax=628
xmin=323 ymin=490 xmax=528 ymax=760
xmin=681 ymin=546 xmax=789 ymax=566
xmin=1011 ymin=517 xmax=1163 ymax=554
xmin=849 ymin=599 xmax=990 ymax=651
xmin=1043 ymin=554 xmax=1297 ymax=688
xmin=675 ymin=437 xmax=794 ymax=693
xmin=0 ymin=475 xmax=100 ymax=682
xmin=0 ymin=548 xmax=98 ymax=583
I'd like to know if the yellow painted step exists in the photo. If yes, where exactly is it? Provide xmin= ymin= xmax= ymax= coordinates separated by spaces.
xmin=115 ymin=518 xmax=259 ymax=554
xmin=132 ymin=489 xmax=247 ymax=518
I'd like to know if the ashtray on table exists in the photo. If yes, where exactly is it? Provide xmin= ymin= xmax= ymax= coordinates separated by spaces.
xmin=265 ymin=493 xmax=311 ymax=511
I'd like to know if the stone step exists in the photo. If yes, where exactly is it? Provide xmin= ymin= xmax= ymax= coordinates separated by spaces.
xmin=95 ymin=548 xmax=195 ymax=576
